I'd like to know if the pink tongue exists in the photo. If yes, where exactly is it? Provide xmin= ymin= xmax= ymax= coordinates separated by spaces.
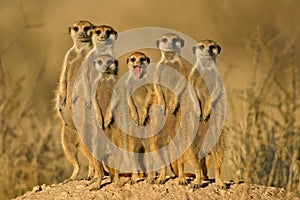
xmin=134 ymin=66 xmax=142 ymax=78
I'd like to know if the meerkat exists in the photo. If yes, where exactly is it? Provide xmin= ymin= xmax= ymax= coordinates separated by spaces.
xmin=56 ymin=20 xmax=96 ymax=182
xmin=151 ymin=33 xmax=190 ymax=184
xmin=104 ymin=52 xmax=154 ymax=184
xmin=188 ymin=39 xmax=226 ymax=188
xmin=87 ymin=55 xmax=119 ymax=189
xmin=71 ymin=25 xmax=118 ymax=187
xmin=82 ymin=25 xmax=118 ymax=108
xmin=126 ymin=52 xmax=153 ymax=184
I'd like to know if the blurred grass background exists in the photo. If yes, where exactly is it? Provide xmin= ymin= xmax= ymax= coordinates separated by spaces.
xmin=0 ymin=0 xmax=299 ymax=199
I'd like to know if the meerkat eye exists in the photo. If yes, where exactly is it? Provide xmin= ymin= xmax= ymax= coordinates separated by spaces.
xmin=162 ymin=38 xmax=168 ymax=43
xmin=97 ymin=60 xmax=103 ymax=66
xmin=105 ymin=30 xmax=112 ymax=36
xmin=140 ymin=57 xmax=145 ymax=63
xmin=199 ymin=44 xmax=205 ymax=50
xmin=73 ymin=26 xmax=79 ymax=32
xmin=209 ymin=45 xmax=215 ymax=51
xmin=130 ymin=57 xmax=136 ymax=62
xmin=107 ymin=60 xmax=112 ymax=66
xmin=83 ymin=26 xmax=91 ymax=32
xmin=95 ymin=30 xmax=101 ymax=35
xmin=172 ymin=38 xmax=178 ymax=43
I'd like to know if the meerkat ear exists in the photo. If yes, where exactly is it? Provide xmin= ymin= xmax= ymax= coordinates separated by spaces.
xmin=114 ymin=30 xmax=118 ymax=40
xmin=68 ymin=26 xmax=72 ymax=34
xmin=126 ymin=58 xmax=129 ymax=64
xmin=156 ymin=40 xmax=160 ymax=48
xmin=217 ymin=45 xmax=221 ymax=55
xmin=114 ymin=60 xmax=119 ymax=67
xmin=146 ymin=56 xmax=150 ymax=64
xmin=192 ymin=45 xmax=196 ymax=54
xmin=180 ymin=38 xmax=185 ymax=48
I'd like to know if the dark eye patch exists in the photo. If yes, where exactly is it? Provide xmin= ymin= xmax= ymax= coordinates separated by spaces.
xmin=97 ymin=60 xmax=103 ymax=66
xmin=83 ymin=26 xmax=91 ymax=32
xmin=209 ymin=45 xmax=216 ymax=51
xmin=172 ymin=37 xmax=178 ymax=43
xmin=162 ymin=38 xmax=168 ymax=43
xmin=199 ymin=44 xmax=205 ymax=50
xmin=105 ymin=30 xmax=112 ymax=36
xmin=140 ymin=57 xmax=145 ymax=63
xmin=130 ymin=57 xmax=136 ymax=62
xmin=106 ymin=60 xmax=113 ymax=66
xmin=95 ymin=30 xmax=101 ymax=35
xmin=73 ymin=26 xmax=79 ymax=32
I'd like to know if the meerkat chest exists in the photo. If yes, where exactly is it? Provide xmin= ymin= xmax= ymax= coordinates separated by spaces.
xmin=131 ymin=86 xmax=149 ymax=107
xmin=127 ymin=78 xmax=150 ymax=106
xmin=200 ymin=69 xmax=218 ymax=93
xmin=96 ymin=77 xmax=116 ymax=111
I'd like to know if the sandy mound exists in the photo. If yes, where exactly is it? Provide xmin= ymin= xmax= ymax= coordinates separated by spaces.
xmin=13 ymin=177 xmax=299 ymax=200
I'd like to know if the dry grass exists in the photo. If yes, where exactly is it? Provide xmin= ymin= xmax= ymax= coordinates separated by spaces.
xmin=1 ymin=1 xmax=299 ymax=199
xmin=226 ymin=27 xmax=300 ymax=194
xmin=0 ymin=61 xmax=68 ymax=199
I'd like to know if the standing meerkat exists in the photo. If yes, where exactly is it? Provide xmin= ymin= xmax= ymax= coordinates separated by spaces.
xmin=56 ymin=20 xmax=96 ymax=182
xmin=71 ymin=25 xmax=118 ymax=187
xmin=189 ymin=39 xmax=226 ymax=188
xmin=88 ymin=55 xmax=119 ymax=189
xmin=104 ymin=52 xmax=154 ymax=184
xmin=126 ymin=52 xmax=152 ymax=184
xmin=152 ymin=33 xmax=189 ymax=184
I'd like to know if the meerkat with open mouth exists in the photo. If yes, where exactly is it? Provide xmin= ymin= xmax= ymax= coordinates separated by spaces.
xmin=104 ymin=52 xmax=154 ymax=184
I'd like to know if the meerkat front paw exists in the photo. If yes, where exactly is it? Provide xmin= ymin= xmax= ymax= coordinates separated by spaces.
xmin=202 ymin=111 xmax=211 ymax=122
xmin=139 ymin=110 xmax=149 ymax=126
xmin=195 ymin=112 xmax=201 ymax=121
xmin=59 ymin=94 xmax=67 ymax=107
xmin=170 ymin=97 xmax=179 ymax=114
xmin=202 ymin=104 xmax=211 ymax=122
xmin=129 ymin=109 xmax=139 ymax=126
xmin=95 ymin=113 xmax=104 ymax=129
xmin=104 ymin=111 xmax=113 ymax=128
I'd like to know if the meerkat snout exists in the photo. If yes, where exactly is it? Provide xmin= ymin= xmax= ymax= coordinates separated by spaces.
xmin=126 ymin=52 xmax=150 ymax=79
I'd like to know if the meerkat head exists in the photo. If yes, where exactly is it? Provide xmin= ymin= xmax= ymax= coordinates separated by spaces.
xmin=126 ymin=52 xmax=150 ymax=79
xmin=193 ymin=39 xmax=221 ymax=61
xmin=68 ymin=20 xmax=94 ymax=44
xmin=92 ymin=25 xmax=118 ymax=46
xmin=156 ymin=33 xmax=185 ymax=54
xmin=93 ymin=55 xmax=118 ymax=75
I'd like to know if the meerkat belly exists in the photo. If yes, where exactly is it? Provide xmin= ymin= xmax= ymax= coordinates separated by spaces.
xmin=132 ymin=86 xmax=148 ymax=115
xmin=96 ymin=79 xmax=115 ymax=114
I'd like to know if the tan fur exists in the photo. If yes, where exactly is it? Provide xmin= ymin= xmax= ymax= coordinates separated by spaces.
xmin=152 ymin=33 xmax=189 ymax=184
xmin=56 ymin=20 xmax=96 ymax=181
xmin=200 ymin=130 xmax=225 ymax=187
xmin=104 ymin=52 xmax=154 ymax=184
xmin=90 ymin=55 xmax=119 ymax=189
xmin=126 ymin=52 xmax=153 ymax=184
xmin=71 ymin=25 xmax=117 ymax=190
xmin=188 ymin=39 xmax=226 ymax=188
